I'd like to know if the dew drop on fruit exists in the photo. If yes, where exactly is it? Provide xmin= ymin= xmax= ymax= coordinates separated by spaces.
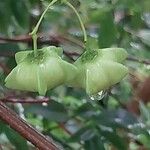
xmin=89 ymin=90 xmax=107 ymax=101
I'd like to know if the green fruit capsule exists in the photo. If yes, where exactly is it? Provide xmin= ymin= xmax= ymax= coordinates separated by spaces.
xmin=99 ymin=48 xmax=128 ymax=63
xmin=5 ymin=46 xmax=77 ymax=95
xmin=67 ymin=48 xmax=128 ymax=95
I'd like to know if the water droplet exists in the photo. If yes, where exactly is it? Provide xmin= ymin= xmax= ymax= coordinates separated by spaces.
xmin=89 ymin=90 xmax=107 ymax=101
xmin=42 ymin=102 xmax=48 ymax=106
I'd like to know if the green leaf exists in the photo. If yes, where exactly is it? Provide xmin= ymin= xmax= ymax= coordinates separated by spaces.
xmin=10 ymin=0 xmax=29 ymax=28
xmin=0 ymin=43 xmax=19 ymax=52
xmin=93 ymin=109 xmax=138 ymax=129
xmin=0 ymin=1 xmax=12 ymax=32
xmin=84 ymin=136 xmax=105 ymax=150
xmin=139 ymin=102 xmax=150 ymax=123
xmin=138 ymin=134 xmax=150 ymax=149
xmin=99 ymin=129 xmax=127 ymax=150
xmin=69 ymin=126 xmax=95 ymax=142
xmin=0 ymin=121 xmax=28 ymax=150
xmin=98 ymin=10 xmax=117 ymax=48
xmin=74 ymin=103 xmax=97 ymax=118
xmin=25 ymin=100 xmax=69 ymax=122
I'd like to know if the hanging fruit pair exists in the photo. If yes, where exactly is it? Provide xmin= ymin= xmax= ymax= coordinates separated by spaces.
xmin=5 ymin=0 xmax=128 ymax=96
xmin=5 ymin=46 xmax=77 ymax=95
xmin=67 ymin=48 xmax=128 ymax=95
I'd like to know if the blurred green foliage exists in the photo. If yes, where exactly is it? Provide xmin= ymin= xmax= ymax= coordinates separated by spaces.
xmin=0 ymin=0 xmax=150 ymax=149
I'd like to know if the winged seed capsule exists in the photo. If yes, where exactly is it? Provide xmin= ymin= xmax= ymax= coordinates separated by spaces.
xmin=67 ymin=48 xmax=128 ymax=95
xmin=5 ymin=46 xmax=77 ymax=95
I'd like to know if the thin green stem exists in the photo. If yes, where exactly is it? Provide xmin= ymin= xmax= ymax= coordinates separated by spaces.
xmin=33 ymin=34 xmax=37 ymax=56
xmin=30 ymin=0 xmax=58 ymax=55
xmin=30 ymin=0 xmax=58 ymax=35
xmin=65 ymin=1 xmax=87 ymax=43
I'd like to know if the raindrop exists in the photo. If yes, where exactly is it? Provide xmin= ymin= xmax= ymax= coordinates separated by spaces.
xmin=89 ymin=90 xmax=107 ymax=101
xmin=42 ymin=102 xmax=48 ymax=106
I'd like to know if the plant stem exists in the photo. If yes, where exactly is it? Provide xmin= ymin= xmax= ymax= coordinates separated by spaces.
xmin=33 ymin=34 xmax=37 ymax=56
xmin=1 ymin=97 xmax=49 ymax=103
xmin=0 ymin=101 xmax=60 ymax=150
xmin=30 ymin=0 xmax=58 ymax=55
xmin=65 ymin=1 xmax=87 ymax=43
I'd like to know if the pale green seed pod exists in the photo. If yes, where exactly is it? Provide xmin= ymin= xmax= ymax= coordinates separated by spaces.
xmin=67 ymin=48 xmax=128 ymax=95
xmin=86 ymin=61 xmax=128 ymax=94
xmin=5 ymin=46 xmax=77 ymax=95
xmin=98 ymin=48 xmax=128 ymax=63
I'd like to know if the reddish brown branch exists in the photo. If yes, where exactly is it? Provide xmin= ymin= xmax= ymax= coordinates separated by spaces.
xmin=127 ymin=56 xmax=150 ymax=65
xmin=1 ymin=97 xmax=49 ymax=104
xmin=0 ymin=34 xmax=83 ymax=48
xmin=0 ymin=35 xmax=32 ymax=43
xmin=0 ymin=34 xmax=83 ymax=60
xmin=0 ymin=63 xmax=10 ymax=74
xmin=63 ymin=51 xmax=75 ymax=61
xmin=0 ymin=101 xmax=61 ymax=150
xmin=1 ymin=35 xmax=150 ymax=65
xmin=0 ymin=145 xmax=2 ymax=150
